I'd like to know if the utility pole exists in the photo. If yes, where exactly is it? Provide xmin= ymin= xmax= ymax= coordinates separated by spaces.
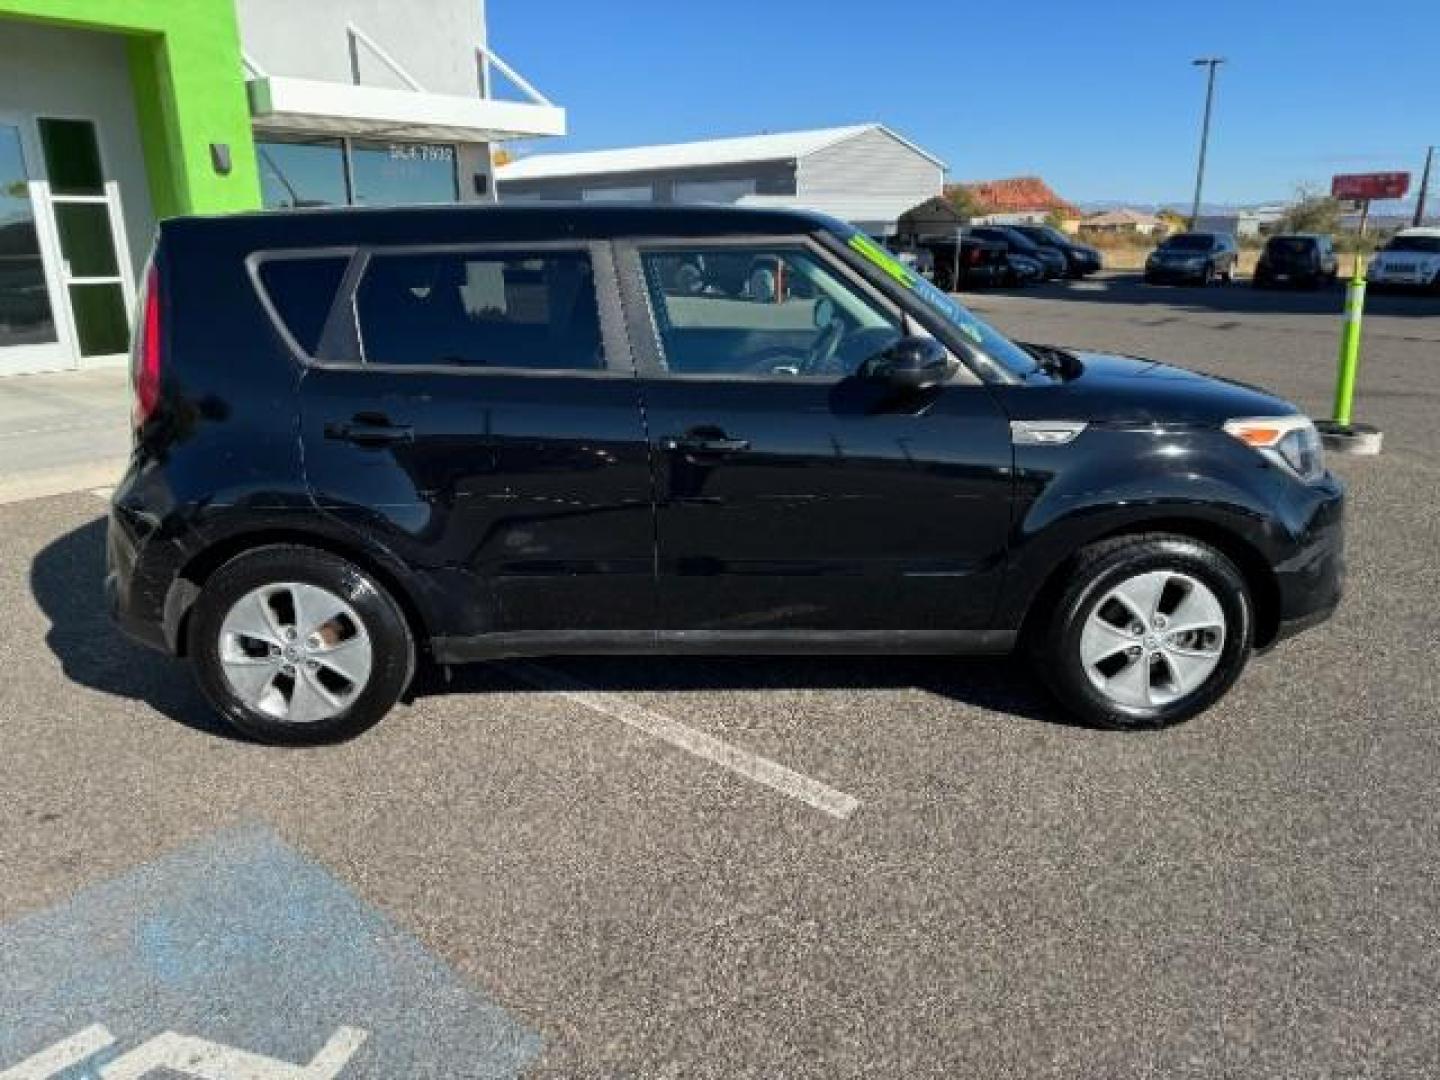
xmin=1414 ymin=145 xmax=1435 ymax=227
xmin=1189 ymin=57 xmax=1226 ymax=229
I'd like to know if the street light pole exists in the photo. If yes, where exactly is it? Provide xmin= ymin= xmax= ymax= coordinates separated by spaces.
xmin=1189 ymin=57 xmax=1225 ymax=229
xmin=1414 ymin=145 xmax=1435 ymax=228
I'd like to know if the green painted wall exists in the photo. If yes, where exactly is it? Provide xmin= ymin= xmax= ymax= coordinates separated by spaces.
xmin=0 ymin=0 xmax=261 ymax=217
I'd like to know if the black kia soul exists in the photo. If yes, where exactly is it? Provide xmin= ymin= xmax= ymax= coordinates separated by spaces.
xmin=107 ymin=205 xmax=1344 ymax=744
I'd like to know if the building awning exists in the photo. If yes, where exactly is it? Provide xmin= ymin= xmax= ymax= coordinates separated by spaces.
xmin=247 ymin=77 xmax=566 ymax=142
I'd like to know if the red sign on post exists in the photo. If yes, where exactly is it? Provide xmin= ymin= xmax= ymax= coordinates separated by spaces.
xmin=1331 ymin=172 xmax=1410 ymax=200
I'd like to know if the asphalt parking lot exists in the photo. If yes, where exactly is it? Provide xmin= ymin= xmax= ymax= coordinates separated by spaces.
xmin=2 ymin=273 xmax=1438 ymax=1078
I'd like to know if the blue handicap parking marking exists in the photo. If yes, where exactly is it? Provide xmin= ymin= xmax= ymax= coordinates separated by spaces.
xmin=0 ymin=825 xmax=541 ymax=1078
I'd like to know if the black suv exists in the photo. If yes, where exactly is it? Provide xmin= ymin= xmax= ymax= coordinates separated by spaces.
xmin=1009 ymin=224 xmax=1103 ymax=278
xmin=1253 ymin=234 xmax=1338 ymax=290
xmin=969 ymin=226 xmax=1067 ymax=279
xmin=1145 ymin=232 xmax=1239 ymax=285
xmin=109 ymin=206 xmax=1344 ymax=743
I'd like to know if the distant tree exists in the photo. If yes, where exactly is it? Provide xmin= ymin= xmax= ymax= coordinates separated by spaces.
xmin=491 ymin=147 xmax=515 ymax=168
xmin=943 ymin=184 xmax=982 ymax=221
xmin=1157 ymin=209 xmax=1188 ymax=235
xmin=1279 ymin=184 xmax=1342 ymax=234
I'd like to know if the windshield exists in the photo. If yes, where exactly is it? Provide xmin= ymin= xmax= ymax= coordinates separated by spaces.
xmin=1267 ymin=238 xmax=1315 ymax=256
xmin=1384 ymin=235 xmax=1440 ymax=253
xmin=1022 ymin=226 xmax=1068 ymax=245
xmin=1160 ymin=234 xmax=1215 ymax=251
xmin=842 ymin=230 xmax=1038 ymax=379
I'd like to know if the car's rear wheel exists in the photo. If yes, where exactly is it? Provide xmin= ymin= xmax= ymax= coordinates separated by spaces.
xmin=190 ymin=546 xmax=415 ymax=744
xmin=1031 ymin=534 xmax=1253 ymax=730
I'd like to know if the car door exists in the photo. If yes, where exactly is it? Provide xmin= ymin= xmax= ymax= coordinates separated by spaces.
xmin=615 ymin=236 xmax=1014 ymax=643
xmin=290 ymin=240 xmax=657 ymax=645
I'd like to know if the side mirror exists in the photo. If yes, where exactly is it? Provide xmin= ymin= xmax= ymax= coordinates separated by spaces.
xmin=860 ymin=336 xmax=958 ymax=391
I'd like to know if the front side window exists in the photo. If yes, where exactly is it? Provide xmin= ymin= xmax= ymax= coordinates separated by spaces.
xmin=353 ymin=250 xmax=603 ymax=371
xmin=640 ymin=247 xmax=901 ymax=379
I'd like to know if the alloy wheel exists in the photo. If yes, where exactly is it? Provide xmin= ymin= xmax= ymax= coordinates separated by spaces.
xmin=218 ymin=582 xmax=373 ymax=724
xmin=1079 ymin=570 xmax=1227 ymax=709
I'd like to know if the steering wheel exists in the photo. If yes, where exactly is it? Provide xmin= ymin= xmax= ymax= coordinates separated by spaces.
xmin=800 ymin=317 xmax=845 ymax=376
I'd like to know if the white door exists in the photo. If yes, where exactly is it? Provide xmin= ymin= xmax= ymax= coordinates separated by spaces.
xmin=0 ymin=114 xmax=135 ymax=377
xmin=0 ymin=117 xmax=73 ymax=375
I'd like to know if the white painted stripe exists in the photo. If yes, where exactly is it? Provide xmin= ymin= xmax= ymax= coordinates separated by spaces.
xmin=504 ymin=661 xmax=859 ymax=820
xmin=0 ymin=1025 xmax=115 ymax=1080
xmin=98 ymin=1026 xmax=367 ymax=1079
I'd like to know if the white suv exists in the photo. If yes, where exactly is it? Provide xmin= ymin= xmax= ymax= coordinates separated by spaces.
xmin=1368 ymin=227 xmax=1440 ymax=292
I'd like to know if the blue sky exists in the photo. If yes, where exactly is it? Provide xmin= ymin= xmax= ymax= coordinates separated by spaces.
xmin=491 ymin=0 xmax=1440 ymax=206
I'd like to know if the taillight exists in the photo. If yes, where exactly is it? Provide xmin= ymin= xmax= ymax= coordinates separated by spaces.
xmin=133 ymin=263 xmax=161 ymax=430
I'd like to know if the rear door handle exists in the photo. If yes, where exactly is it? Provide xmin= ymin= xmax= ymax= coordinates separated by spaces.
xmin=662 ymin=434 xmax=751 ymax=456
xmin=324 ymin=417 xmax=414 ymax=447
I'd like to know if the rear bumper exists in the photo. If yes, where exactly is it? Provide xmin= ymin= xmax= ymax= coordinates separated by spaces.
xmin=1144 ymin=265 xmax=1208 ymax=283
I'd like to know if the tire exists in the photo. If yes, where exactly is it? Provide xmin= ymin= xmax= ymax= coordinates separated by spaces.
xmin=1029 ymin=534 xmax=1254 ymax=730
xmin=189 ymin=545 xmax=415 ymax=745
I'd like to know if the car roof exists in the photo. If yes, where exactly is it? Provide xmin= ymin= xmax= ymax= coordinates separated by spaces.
xmin=1267 ymin=233 xmax=1325 ymax=241
xmin=160 ymin=202 xmax=846 ymax=248
xmin=1395 ymin=226 xmax=1440 ymax=238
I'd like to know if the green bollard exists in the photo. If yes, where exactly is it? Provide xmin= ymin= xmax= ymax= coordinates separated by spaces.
xmin=1331 ymin=259 xmax=1366 ymax=426
xmin=1316 ymin=252 xmax=1383 ymax=455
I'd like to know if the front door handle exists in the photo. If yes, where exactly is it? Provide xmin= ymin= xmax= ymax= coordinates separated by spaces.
xmin=324 ymin=416 xmax=414 ymax=448
xmin=661 ymin=433 xmax=751 ymax=457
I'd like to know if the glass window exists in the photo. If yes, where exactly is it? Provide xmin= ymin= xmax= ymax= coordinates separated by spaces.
xmin=258 ymin=138 xmax=348 ymax=209
xmin=640 ymin=247 xmax=902 ymax=379
xmin=53 ymin=201 xmax=119 ymax=278
xmin=673 ymin=179 xmax=756 ymax=204
xmin=0 ymin=124 xmax=58 ymax=347
xmin=354 ymin=250 xmax=603 ymax=371
xmin=37 ymin=119 xmax=104 ymax=197
xmin=68 ymin=282 xmax=128 ymax=356
xmin=581 ymin=185 xmax=652 ymax=202
xmin=349 ymin=141 xmax=456 ymax=206
xmin=257 ymin=256 xmax=352 ymax=355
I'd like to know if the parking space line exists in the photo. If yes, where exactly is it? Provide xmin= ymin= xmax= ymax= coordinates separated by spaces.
xmin=0 ymin=1024 xmax=114 ymax=1080
xmin=503 ymin=661 xmax=860 ymax=821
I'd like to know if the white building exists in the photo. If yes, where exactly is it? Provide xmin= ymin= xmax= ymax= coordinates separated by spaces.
xmin=0 ymin=0 xmax=563 ymax=377
xmin=497 ymin=124 xmax=946 ymax=237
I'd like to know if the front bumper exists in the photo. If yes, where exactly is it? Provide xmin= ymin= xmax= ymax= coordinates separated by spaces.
xmin=1145 ymin=263 xmax=1208 ymax=283
xmin=1268 ymin=474 xmax=1346 ymax=646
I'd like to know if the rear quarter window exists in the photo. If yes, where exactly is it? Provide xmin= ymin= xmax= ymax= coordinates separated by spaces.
xmin=255 ymin=255 xmax=351 ymax=355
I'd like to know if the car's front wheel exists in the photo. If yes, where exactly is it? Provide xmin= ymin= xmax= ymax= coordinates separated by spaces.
xmin=1032 ymin=534 xmax=1254 ymax=730
xmin=190 ymin=545 xmax=415 ymax=744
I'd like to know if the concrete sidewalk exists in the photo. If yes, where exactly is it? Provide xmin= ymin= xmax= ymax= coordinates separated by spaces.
xmin=0 ymin=368 xmax=131 ymax=506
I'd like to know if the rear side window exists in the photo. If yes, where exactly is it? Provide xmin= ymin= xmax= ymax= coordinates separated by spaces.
xmin=256 ymin=255 xmax=350 ymax=355
xmin=353 ymin=250 xmax=603 ymax=370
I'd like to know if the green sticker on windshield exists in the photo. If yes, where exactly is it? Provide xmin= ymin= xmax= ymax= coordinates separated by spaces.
xmin=848 ymin=234 xmax=917 ymax=286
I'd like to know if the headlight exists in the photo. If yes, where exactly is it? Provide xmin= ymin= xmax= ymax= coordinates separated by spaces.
xmin=1224 ymin=416 xmax=1326 ymax=482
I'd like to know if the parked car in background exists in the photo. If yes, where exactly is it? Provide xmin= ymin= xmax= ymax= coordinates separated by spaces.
xmin=107 ymin=204 xmax=1343 ymax=740
xmin=1367 ymin=228 xmax=1440 ymax=293
xmin=1144 ymin=232 xmax=1238 ymax=286
xmin=968 ymin=226 xmax=1066 ymax=280
xmin=1253 ymin=234 xmax=1338 ymax=290
xmin=1010 ymin=224 xmax=1103 ymax=277
xmin=1003 ymin=250 xmax=1046 ymax=287
xmin=921 ymin=234 xmax=1009 ymax=291
xmin=969 ymin=226 xmax=1067 ymax=279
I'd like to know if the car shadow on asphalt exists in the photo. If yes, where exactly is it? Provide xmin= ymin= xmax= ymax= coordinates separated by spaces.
xmin=32 ymin=517 xmax=1074 ymax=739
xmin=30 ymin=517 xmax=246 ymax=740
xmin=414 ymin=651 xmax=1072 ymax=729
